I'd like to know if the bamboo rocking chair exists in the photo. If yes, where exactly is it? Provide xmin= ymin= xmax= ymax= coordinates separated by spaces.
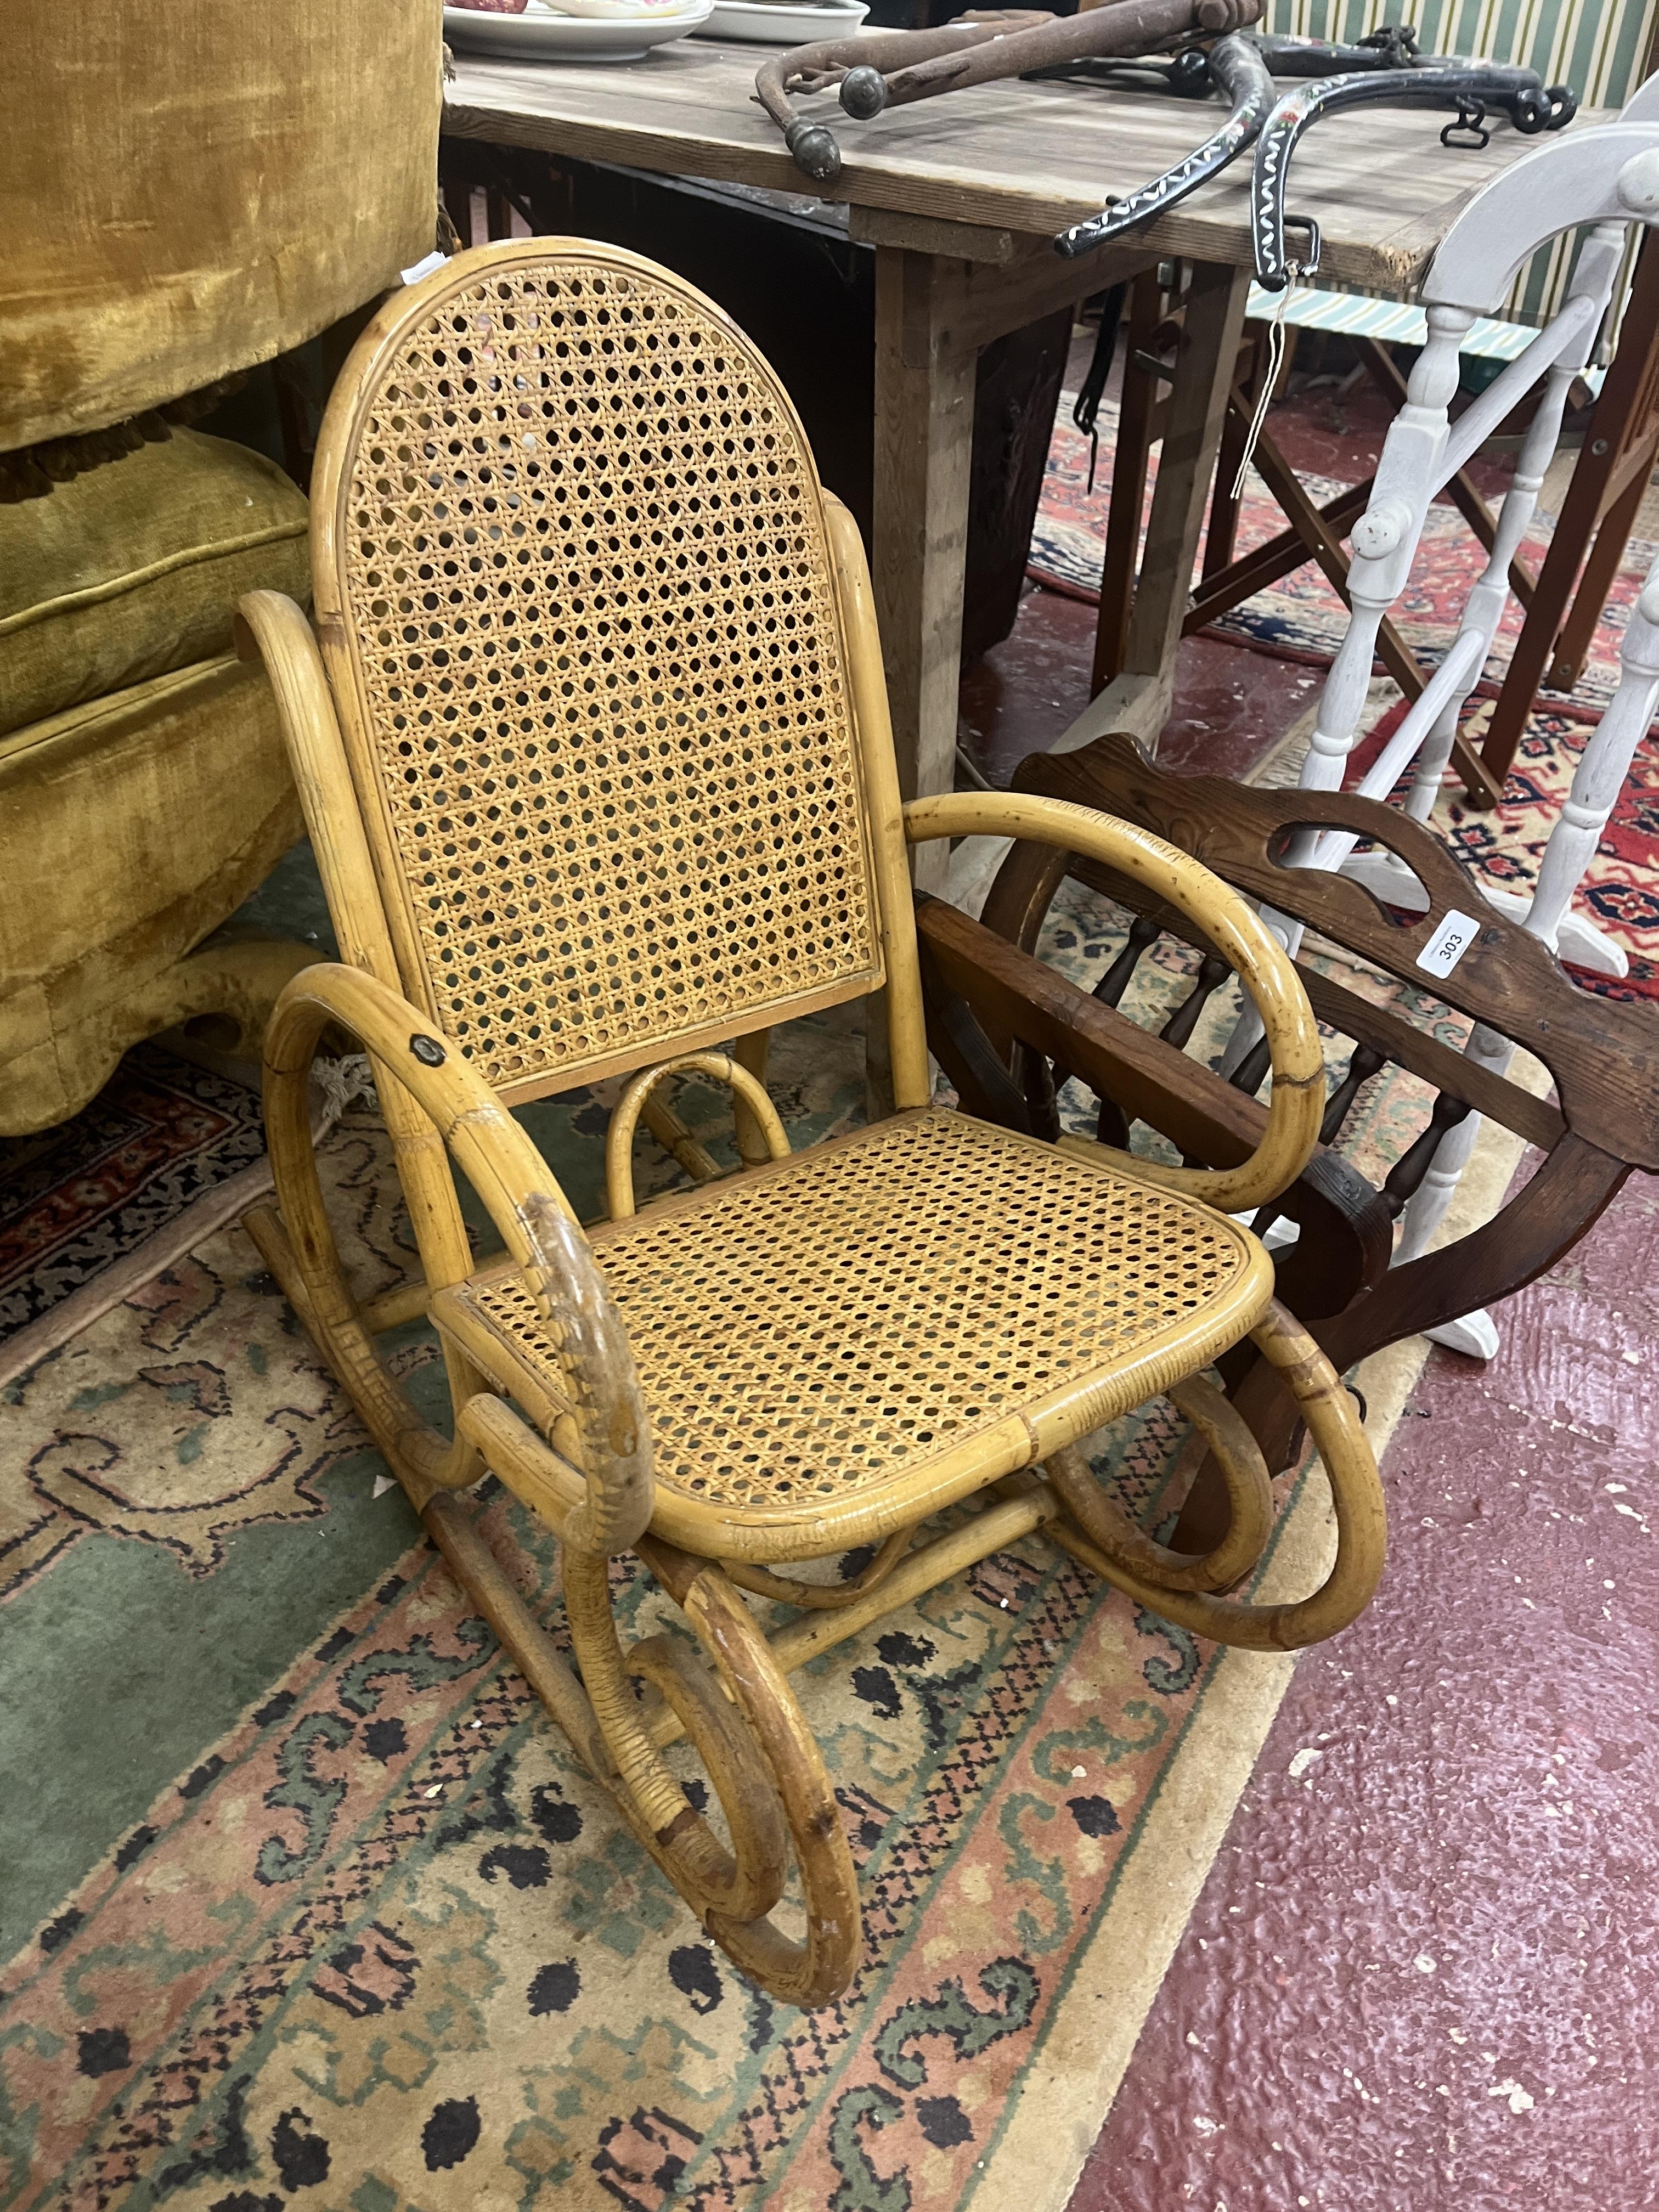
xmin=239 ymin=240 xmax=1382 ymax=2007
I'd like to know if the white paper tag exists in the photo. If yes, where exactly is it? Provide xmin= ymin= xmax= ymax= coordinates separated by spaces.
xmin=400 ymin=250 xmax=448 ymax=287
xmin=1416 ymin=908 xmax=1482 ymax=980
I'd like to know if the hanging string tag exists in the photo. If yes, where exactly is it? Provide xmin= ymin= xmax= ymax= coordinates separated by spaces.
xmin=1231 ymin=264 xmax=1300 ymax=499
xmin=1231 ymin=215 xmax=1319 ymax=499
xmin=1074 ymin=280 xmax=1127 ymax=498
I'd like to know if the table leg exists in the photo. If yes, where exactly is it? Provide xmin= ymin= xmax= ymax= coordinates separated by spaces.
xmin=1054 ymin=259 xmax=1251 ymax=759
xmin=1547 ymin=438 xmax=1657 ymax=689
xmin=1091 ymin=271 xmax=1163 ymax=697
xmin=873 ymin=247 xmax=976 ymax=896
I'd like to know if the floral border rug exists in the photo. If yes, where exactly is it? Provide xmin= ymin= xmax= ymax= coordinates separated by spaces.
xmin=0 ymin=1047 xmax=267 ymax=1346
xmin=1349 ymin=694 xmax=1659 ymax=1004
xmin=2 ymin=1396 xmax=1329 ymax=2212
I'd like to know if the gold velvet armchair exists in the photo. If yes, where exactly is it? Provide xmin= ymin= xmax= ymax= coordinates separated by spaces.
xmin=242 ymin=240 xmax=1385 ymax=2008
xmin=0 ymin=0 xmax=443 ymax=1132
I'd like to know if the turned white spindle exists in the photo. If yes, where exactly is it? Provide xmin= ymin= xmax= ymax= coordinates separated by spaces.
xmin=1228 ymin=304 xmax=1471 ymax=1081
xmin=1529 ymin=555 xmax=1659 ymax=951
xmin=1403 ymin=225 xmax=1626 ymax=826
xmin=1296 ymin=305 xmax=1472 ymax=819
xmin=1393 ymin=1020 xmax=1513 ymax=1270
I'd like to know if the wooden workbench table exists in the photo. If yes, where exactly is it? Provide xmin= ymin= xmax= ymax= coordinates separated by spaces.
xmin=445 ymin=43 xmax=1593 ymax=885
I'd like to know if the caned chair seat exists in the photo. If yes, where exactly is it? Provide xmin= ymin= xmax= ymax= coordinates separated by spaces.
xmin=432 ymin=1107 xmax=1271 ymax=1561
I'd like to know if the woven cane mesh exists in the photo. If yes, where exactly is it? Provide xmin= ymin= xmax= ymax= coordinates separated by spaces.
xmin=332 ymin=252 xmax=882 ymax=1091
xmin=459 ymin=1112 xmax=1253 ymax=1514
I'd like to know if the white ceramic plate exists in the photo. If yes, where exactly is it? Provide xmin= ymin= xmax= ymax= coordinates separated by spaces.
xmin=443 ymin=3 xmax=713 ymax=62
xmin=692 ymin=0 xmax=869 ymax=44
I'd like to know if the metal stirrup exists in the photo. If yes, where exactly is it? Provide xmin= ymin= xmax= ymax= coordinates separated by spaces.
xmin=1056 ymin=33 xmax=1277 ymax=259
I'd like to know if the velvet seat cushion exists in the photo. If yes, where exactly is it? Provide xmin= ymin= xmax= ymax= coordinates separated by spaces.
xmin=0 ymin=653 xmax=304 ymax=1133
xmin=0 ymin=431 xmax=309 ymax=739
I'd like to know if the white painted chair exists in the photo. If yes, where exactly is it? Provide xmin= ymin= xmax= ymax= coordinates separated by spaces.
xmin=1266 ymin=104 xmax=1659 ymax=1356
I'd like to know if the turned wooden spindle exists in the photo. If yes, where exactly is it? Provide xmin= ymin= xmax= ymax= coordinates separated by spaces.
xmin=1087 ymin=912 xmax=1160 ymax=1148
xmin=1319 ymin=1040 xmax=1387 ymax=1147
xmin=1094 ymin=1089 xmax=1133 ymax=1149
xmin=1379 ymin=1090 xmax=1474 ymax=1220
xmin=1228 ymin=1030 xmax=1274 ymax=1098
xmin=1092 ymin=912 xmax=1160 ymax=1007
xmin=1160 ymin=948 xmax=1233 ymax=1166
xmin=1249 ymin=1040 xmax=1390 ymax=1239
xmin=1160 ymin=951 xmax=1234 ymax=1052
xmin=1019 ymin=1045 xmax=1063 ymax=1142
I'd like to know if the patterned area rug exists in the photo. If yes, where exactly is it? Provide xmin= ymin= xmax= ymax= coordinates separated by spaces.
xmin=1 ymin=1370 xmax=1323 ymax=2212
xmin=0 ymin=831 xmax=342 ymax=1392
xmin=2 ymin=889 xmax=1525 ymax=2212
xmin=1028 ymin=398 xmax=1654 ymax=712
xmin=1347 ymin=695 xmax=1659 ymax=1003
xmin=0 ymin=1046 xmax=267 ymax=1355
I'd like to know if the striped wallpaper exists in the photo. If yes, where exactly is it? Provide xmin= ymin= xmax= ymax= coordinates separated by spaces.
xmin=1262 ymin=0 xmax=1659 ymax=323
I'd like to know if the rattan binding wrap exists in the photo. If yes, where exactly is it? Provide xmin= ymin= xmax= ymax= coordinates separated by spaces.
xmin=452 ymin=1110 xmax=1261 ymax=1522
xmin=318 ymin=245 xmax=884 ymax=1096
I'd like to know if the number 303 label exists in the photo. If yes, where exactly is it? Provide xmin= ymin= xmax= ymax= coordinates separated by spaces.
xmin=1416 ymin=908 xmax=1482 ymax=979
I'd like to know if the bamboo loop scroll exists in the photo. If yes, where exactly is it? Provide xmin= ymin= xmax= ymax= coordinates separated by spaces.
xmin=565 ymin=1546 xmax=863 ymax=2007
xmin=606 ymin=1052 xmax=792 ymax=1220
xmin=262 ymin=963 xmax=654 ymax=1554
xmin=1050 ymin=1303 xmax=1385 ymax=1650
xmin=1048 ymin=1371 xmax=1274 ymax=1597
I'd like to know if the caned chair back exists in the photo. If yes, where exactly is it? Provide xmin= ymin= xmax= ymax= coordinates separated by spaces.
xmin=307 ymin=241 xmax=887 ymax=1101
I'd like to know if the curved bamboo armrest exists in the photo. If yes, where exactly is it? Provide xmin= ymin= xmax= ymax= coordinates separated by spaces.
xmin=266 ymin=961 xmax=653 ymax=1555
xmin=905 ymin=789 xmax=1325 ymax=1215
xmin=607 ymin=1051 xmax=791 ymax=1219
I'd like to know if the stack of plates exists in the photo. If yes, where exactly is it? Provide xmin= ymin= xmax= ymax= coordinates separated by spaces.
xmin=693 ymin=0 xmax=870 ymax=43
xmin=443 ymin=2 xmax=713 ymax=61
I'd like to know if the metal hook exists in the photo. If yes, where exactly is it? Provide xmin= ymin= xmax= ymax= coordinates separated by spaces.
xmin=1356 ymin=24 xmax=1421 ymax=66
xmin=1440 ymin=98 xmax=1490 ymax=150
xmin=1282 ymin=214 xmax=1323 ymax=279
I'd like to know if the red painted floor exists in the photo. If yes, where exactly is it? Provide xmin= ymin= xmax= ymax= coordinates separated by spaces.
xmin=1067 ymin=1167 xmax=1659 ymax=2212
xmin=966 ymin=368 xmax=1659 ymax=2211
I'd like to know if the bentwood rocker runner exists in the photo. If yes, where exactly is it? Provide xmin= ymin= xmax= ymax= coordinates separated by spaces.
xmin=237 ymin=239 xmax=1383 ymax=2007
